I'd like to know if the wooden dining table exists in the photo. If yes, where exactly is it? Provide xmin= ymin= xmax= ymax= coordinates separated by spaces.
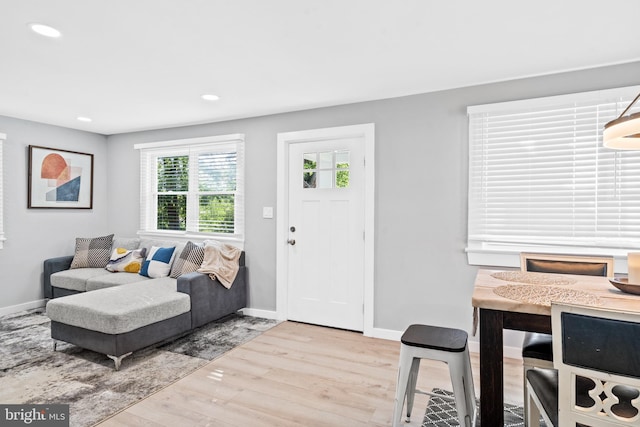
xmin=472 ymin=268 xmax=640 ymax=427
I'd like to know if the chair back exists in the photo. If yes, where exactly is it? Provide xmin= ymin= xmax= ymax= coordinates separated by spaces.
xmin=551 ymin=303 xmax=640 ymax=426
xmin=520 ymin=252 xmax=614 ymax=278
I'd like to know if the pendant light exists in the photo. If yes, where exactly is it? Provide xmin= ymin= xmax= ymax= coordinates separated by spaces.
xmin=603 ymin=92 xmax=640 ymax=149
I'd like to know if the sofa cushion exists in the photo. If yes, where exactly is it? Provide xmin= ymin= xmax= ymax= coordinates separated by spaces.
xmin=50 ymin=268 xmax=111 ymax=292
xmin=70 ymin=234 xmax=114 ymax=269
xmin=105 ymin=247 xmax=147 ymax=273
xmin=140 ymin=246 xmax=176 ymax=279
xmin=85 ymin=271 xmax=152 ymax=291
xmin=46 ymin=280 xmax=190 ymax=335
xmin=147 ymin=276 xmax=179 ymax=287
xmin=170 ymin=241 xmax=205 ymax=278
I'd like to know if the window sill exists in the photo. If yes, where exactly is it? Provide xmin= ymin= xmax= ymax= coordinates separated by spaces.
xmin=466 ymin=243 xmax=631 ymax=274
xmin=137 ymin=230 xmax=244 ymax=250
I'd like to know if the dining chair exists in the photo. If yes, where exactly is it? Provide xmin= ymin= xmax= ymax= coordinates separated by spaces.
xmin=519 ymin=252 xmax=614 ymax=425
xmin=526 ymin=302 xmax=640 ymax=426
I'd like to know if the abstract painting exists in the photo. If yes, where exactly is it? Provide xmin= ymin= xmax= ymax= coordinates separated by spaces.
xmin=28 ymin=145 xmax=93 ymax=209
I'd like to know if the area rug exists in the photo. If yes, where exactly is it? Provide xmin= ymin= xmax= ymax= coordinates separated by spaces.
xmin=0 ymin=308 xmax=277 ymax=427
xmin=422 ymin=388 xmax=545 ymax=427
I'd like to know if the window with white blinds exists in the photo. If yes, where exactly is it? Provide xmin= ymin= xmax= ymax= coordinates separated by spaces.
xmin=136 ymin=134 xmax=245 ymax=242
xmin=467 ymin=86 xmax=640 ymax=266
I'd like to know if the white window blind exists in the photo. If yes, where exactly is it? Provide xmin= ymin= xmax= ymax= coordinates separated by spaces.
xmin=136 ymin=134 xmax=245 ymax=242
xmin=467 ymin=86 xmax=640 ymax=262
xmin=0 ymin=133 xmax=4 ymax=249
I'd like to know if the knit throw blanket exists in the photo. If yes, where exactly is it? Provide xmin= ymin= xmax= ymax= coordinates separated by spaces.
xmin=197 ymin=242 xmax=242 ymax=288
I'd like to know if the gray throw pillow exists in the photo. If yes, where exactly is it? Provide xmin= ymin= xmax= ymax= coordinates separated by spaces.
xmin=70 ymin=234 xmax=114 ymax=269
xmin=170 ymin=241 xmax=205 ymax=278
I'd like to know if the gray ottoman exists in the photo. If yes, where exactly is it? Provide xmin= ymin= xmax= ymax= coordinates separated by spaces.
xmin=46 ymin=279 xmax=191 ymax=370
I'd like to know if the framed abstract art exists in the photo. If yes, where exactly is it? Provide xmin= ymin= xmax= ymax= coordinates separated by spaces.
xmin=28 ymin=145 xmax=94 ymax=209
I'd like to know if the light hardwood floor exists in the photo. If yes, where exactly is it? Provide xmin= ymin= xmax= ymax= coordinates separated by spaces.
xmin=97 ymin=321 xmax=524 ymax=426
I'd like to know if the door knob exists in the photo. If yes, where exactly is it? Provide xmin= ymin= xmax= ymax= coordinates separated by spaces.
xmin=287 ymin=239 xmax=296 ymax=246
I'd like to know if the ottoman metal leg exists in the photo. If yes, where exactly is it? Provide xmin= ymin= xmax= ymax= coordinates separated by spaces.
xmin=107 ymin=352 xmax=132 ymax=371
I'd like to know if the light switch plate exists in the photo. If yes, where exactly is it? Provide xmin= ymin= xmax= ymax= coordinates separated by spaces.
xmin=262 ymin=206 xmax=274 ymax=219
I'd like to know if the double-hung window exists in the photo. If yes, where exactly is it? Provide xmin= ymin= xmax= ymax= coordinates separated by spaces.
xmin=467 ymin=86 xmax=640 ymax=268
xmin=136 ymin=134 xmax=244 ymax=243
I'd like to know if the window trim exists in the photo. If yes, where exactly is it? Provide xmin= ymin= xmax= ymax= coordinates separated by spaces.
xmin=466 ymin=86 xmax=640 ymax=273
xmin=135 ymin=134 xmax=245 ymax=246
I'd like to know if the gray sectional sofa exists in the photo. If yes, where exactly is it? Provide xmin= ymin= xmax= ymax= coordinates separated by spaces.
xmin=44 ymin=236 xmax=247 ymax=370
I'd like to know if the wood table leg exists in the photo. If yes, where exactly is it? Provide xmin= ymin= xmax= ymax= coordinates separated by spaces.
xmin=479 ymin=308 xmax=504 ymax=427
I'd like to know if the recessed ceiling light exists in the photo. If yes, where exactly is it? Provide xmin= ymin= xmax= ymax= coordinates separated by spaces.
xmin=77 ymin=116 xmax=92 ymax=123
xmin=29 ymin=23 xmax=62 ymax=38
xmin=201 ymin=94 xmax=220 ymax=101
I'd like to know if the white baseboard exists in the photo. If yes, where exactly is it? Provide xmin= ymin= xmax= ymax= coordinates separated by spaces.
xmin=369 ymin=327 xmax=523 ymax=361
xmin=369 ymin=327 xmax=402 ymax=341
xmin=0 ymin=299 xmax=46 ymax=317
xmin=240 ymin=308 xmax=279 ymax=320
xmin=238 ymin=313 xmax=524 ymax=361
xmin=0 ymin=301 xmax=520 ymax=361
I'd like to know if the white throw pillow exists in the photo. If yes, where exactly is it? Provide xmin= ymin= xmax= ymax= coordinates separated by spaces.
xmin=139 ymin=246 xmax=176 ymax=279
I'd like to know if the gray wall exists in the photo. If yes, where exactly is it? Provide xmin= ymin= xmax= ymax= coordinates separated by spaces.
xmin=0 ymin=116 xmax=108 ymax=312
xmin=2 ymin=62 xmax=639 ymax=348
xmin=106 ymin=61 xmax=640 ymax=344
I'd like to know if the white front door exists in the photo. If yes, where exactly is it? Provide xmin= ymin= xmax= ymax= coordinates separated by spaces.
xmin=286 ymin=136 xmax=365 ymax=331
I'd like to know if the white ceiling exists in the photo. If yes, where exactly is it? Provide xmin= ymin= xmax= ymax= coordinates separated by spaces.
xmin=1 ymin=0 xmax=640 ymax=135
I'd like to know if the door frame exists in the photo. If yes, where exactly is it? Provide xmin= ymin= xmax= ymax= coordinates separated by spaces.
xmin=276 ymin=123 xmax=375 ymax=336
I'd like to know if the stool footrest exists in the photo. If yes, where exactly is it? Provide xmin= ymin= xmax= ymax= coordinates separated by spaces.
xmin=414 ymin=388 xmax=457 ymax=402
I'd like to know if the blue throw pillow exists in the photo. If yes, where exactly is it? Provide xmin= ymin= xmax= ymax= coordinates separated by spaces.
xmin=139 ymin=246 xmax=176 ymax=278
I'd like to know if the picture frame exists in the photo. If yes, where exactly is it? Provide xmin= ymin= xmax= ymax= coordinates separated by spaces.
xmin=28 ymin=145 xmax=94 ymax=209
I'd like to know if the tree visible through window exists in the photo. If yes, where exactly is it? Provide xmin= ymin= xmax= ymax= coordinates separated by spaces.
xmin=137 ymin=134 xmax=244 ymax=240
xmin=197 ymin=151 xmax=237 ymax=233
xmin=302 ymin=150 xmax=350 ymax=189
xmin=157 ymin=155 xmax=188 ymax=230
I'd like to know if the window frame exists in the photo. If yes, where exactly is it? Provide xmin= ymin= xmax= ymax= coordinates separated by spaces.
xmin=466 ymin=86 xmax=640 ymax=271
xmin=135 ymin=134 xmax=245 ymax=245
